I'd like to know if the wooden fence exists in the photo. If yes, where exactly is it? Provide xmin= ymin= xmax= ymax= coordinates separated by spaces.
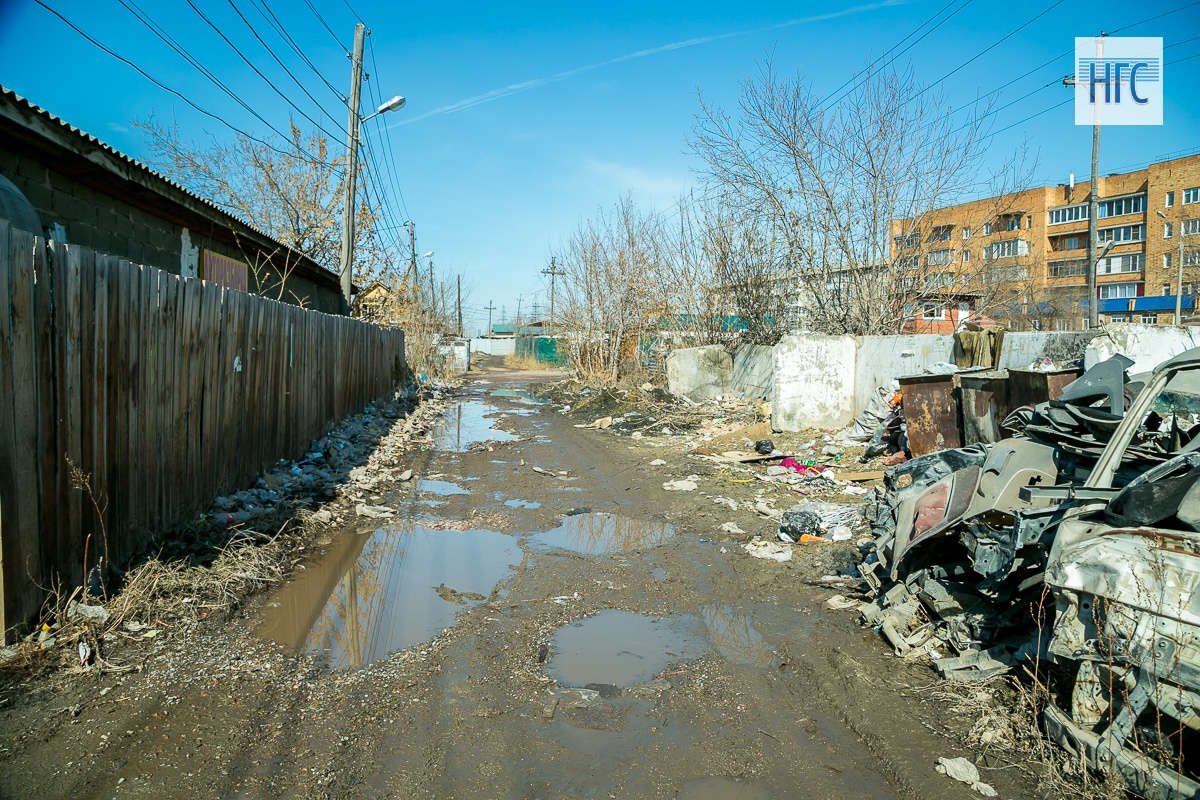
xmin=0 ymin=222 xmax=405 ymax=636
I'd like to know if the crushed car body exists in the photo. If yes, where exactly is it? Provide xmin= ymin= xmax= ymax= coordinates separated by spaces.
xmin=861 ymin=348 xmax=1200 ymax=796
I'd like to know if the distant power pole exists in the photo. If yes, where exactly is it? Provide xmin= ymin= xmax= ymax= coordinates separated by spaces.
xmin=516 ymin=295 xmax=523 ymax=330
xmin=428 ymin=254 xmax=436 ymax=320
xmin=405 ymin=221 xmax=417 ymax=294
xmin=541 ymin=256 xmax=563 ymax=334
xmin=484 ymin=300 xmax=496 ymax=336
xmin=456 ymin=275 xmax=463 ymax=336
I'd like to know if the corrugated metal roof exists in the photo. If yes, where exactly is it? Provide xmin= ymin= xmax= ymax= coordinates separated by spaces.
xmin=0 ymin=85 xmax=332 ymax=276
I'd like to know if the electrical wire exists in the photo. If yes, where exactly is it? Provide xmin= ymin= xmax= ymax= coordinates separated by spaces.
xmin=366 ymin=35 xmax=413 ymax=222
xmin=250 ymin=0 xmax=346 ymax=102
xmin=33 ymin=0 xmax=328 ymax=167
xmin=223 ymin=0 xmax=346 ymax=130
xmin=182 ymin=0 xmax=345 ymax=144
xmin=305 ymin=0 xmax=347 ymax=50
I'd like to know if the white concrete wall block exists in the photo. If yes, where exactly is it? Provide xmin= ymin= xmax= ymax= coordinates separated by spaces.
xmin=1085 ymin=323 xmax=1200 ymax=375
xmin=773 ymin=335 xmax=857 ymax=431
xmin=854 ymin=335 xmax=954 ymax=414
xmin=730 ymin=344 xmax=775 ymax=400
xmin=666 ymin=345 xmax=733 ymax=401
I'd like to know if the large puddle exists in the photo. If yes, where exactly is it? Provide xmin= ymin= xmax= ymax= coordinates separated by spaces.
xmin=417 ymin=479 xmax=471 ymax=496
xmin=547 ymin=610 xmax=706 ymax=688
xmin=531 ymin=512 xmax=675 ymax=554
xmin=491 ymin=387 xmax=549 ymax=405
xmin=433 ymin=401 xmax=519 ymax=451
xmin=254 ymin=523 xmax=521 ymax=669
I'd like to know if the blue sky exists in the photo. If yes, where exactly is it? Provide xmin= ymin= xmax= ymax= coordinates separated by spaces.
xmin=1 ymin=0 xmax=1198 ymax=335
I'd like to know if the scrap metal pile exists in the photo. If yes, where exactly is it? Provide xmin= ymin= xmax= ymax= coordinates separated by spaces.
xmin=859 ymin=349 xmax=1200 ymax=796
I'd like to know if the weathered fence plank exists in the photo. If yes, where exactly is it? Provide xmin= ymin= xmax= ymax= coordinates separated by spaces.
xmin=0 ymin=233 xmax=405 ymax=637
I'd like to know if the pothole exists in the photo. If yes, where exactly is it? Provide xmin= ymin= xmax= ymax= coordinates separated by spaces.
xmin=433 ymin=400 xmax=519 ymax=451
xmin=531 ymin=512 xmax=675 ymax=554
xmin=546 ymin=610 xmax=705 ymax=688
xmin=254 ymin=523 xmax=520 ymax=668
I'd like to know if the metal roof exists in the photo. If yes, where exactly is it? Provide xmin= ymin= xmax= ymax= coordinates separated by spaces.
xmin=0 ymin=85 xmax=335 ymax=280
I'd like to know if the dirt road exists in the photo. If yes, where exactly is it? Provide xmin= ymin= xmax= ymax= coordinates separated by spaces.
xmin=0 ymin=366 xmax=1039 ymax=799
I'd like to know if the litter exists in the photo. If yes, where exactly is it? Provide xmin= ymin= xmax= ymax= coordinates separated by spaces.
xmin=743 ymin=540 xmax=793 ymax=562
xmin=575 ymin=416 xmax=613 ymax=429
xmin=355 ymin=504 xmax=395 ymax=519
xmin=649 ymin=459 xmax=667 ymax=466
xmin=663 ymin=478 xmax=699 ymax=492
xmin=935 ymin=757 xmax=997 ymax=797
xmin=720 ymin=522 xmax=746 ymax=535
xmin=825 ymin=595 xmax=860 ymax=611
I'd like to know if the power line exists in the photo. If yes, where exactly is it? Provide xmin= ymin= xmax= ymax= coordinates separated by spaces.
xmin=223 ymin=0 xmax=346 ymax=131
xmin=818 ymin=0 xmax=973 ymax=109
xmin=304 ymin=0 xmax=347 ymax=50
xmin=34 ymin=0 xmax=329 ymax=167
xmin=250 ymin=0 xmax=346 ymax=102
xmin=366 ymin=35 xmax=413 ymax=223
xmin=182 ymin=0 xmax=346 ymax=143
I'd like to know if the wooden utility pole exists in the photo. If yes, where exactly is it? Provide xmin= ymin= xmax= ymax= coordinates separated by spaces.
xmin=541 ymin=256 xmax=562 ymax=334
xmin=516 ymin=295 xmax=523 ymax=331
xmin=456 ymin=275 xmax=463 ymax=336
xmin=338 ymin=23 xmax=367 ymax=311
xmin=428 ymin=254 xmax=436 ymax=320
xmin=484 ymin=300 xmax=496 ymax=336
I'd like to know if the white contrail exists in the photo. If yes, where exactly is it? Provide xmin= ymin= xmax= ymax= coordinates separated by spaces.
xmin=388 ymin=1 xmax=903 ymax=127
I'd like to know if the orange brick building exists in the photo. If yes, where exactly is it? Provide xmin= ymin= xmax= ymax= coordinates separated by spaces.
xmin=891 ymin=152 xmax=1200 ymax=333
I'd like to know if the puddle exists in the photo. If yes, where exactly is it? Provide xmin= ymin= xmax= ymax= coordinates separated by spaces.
xmin=532 ymin=512 xmax=675 ymax=554
xmin=491 ymin=387 xmax=549 ymax=404
xmin=677 ymin=777 xmax=772 ymax=799
xmin=701 ymin=605 xmax=776 ymax=668
xmin=416 ymin=499 xmax=447 ymax=507
xmin=505 ymin=499 xmax=541 ymax=509
xmin=417 ymin=479 xmax=471 ymax=496
xmin=547 ymin=610 xmax=706 ymax=688
xmin=433 ymin=401 xmax=519 ymax=451
xmin=254 ymin=523 xmax=521 ymax=669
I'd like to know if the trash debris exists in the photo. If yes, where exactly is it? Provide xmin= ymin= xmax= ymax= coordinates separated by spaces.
xmin=779 ymin=502 xmax=861 ymax=542
xmin=824 ymin=595 xmax=860 ymax=611
xmin=935 ymin=757 xmax=997 ymax=797
xmin=742 ymin=540 xmax=792 ymax=562
xmin=719 ymin=522 xmax=746 ymax=535
xmin=754 ymin=439 xmax=775 ymax=455
xmin=398 ymin=469 xmax=414 ymax=482
xmin=355 ymin=504 xmax=395 ymax=519
xmin=649 ymin=459 xmax=667 ymax=466
xmin=662 ymin=478 xmax=698 ymax=492
xmin=575 ymin=416 xmax=614 ymax=429
xmin=66 ymin=601 xmax=111 ymax=626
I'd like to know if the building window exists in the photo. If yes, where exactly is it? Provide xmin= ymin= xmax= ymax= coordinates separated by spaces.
xmin=984 ymin=265 xmax=1030 ymax=283
xmin=922 ymin=302 xmax=945 ymax=320
xmin=960 ymin=273 xmax=972 ymax=286
xmin=1098 ymin=282 xmax=1140 ymax=300
xmin=896 ymin=254 xmax=920 ymax=271
xmin=1005 ymin=217 xmax=1021 ymax=232
xmin=1163 ymin=283 xmax=1172 ymax=296
xmin=1187 ymin=250 xmax=1200 ymax=268
xmin=983 ymin=222 xmax=993 ymax=235
xmin=1097 ymin=223 xmax=1145 ymax=244
xmin=927 ymin=249 xmax=954 ymax=266
xmin=1165 ymin=253 xmax=1174 ymax=269
xmin=962 ymin=226 xmax=971 ymax=240
xmin=1049 ymin=203 xmax=1088 ymax=225
xmin=985 ymin=239 xmax=1030 ymax=260
xmin=1141 ymin=313 xmax=1157 ymax=324
xmin=1166 ymin=222 xmax=1175 ymax=238
xmin=1185 ymin=283 xmax=1196 ymax=295
xmin=1050 ymin=234 xmax=1084 ymax=251
xmin=895 ymin=232 xmax=920 ymax=249
xmin=924 ymin=272 xmax=955 ymax=290
xmin=1166 ymin=191 xmax=1175 ymax=208
xmin=1098 ymin=194 xmax=1145 ymax=218
xmin=929 ymin=225 xmax=953 ymax=243
xmin=962 ymin=250 xmax=971 ymax=263
xmin=1055 ymin=318 xmax=1074 ymax=331
xmin=1049 ymin=260 xmax=1087 ymax=278
xmin=1183 ymin=219 xmax=1200 ymax=236
xmin=1097 ymin=253 xmax=1144 ymax=275
xmin=1184 ymin=187 xmax=1200 ymax=205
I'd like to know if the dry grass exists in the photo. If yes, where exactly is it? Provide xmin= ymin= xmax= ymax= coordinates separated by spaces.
xmin=502 ymin=352 xmax=557 ymax=371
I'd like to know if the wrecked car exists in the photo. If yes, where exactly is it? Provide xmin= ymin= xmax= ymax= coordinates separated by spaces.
xmin=862 ymin=349 xmax=1200 ymax=795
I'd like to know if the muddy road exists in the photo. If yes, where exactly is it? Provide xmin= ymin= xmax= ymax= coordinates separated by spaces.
xmin=0 ymin=366 xmax=1038 ymax=799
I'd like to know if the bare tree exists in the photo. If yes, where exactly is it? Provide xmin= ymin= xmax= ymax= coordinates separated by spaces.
xmin=135 ymin=116 xmax=397 ymax=293
xmin=690 ymin=60 xmax=1029 ymax=335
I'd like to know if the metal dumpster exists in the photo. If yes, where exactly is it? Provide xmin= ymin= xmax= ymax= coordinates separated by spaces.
xmin=898 ymin=373 xmax=961 ymax=456
xmin=959 ymin=370 xmax=1010 ymax=445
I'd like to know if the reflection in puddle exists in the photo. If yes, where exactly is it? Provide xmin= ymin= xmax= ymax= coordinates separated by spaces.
xmin=433 ymin=401 xmax=519 ymax=451
xmin=491 ymin=387 xmax=549 ymax=405
xmin=505 ymin=499 xmax=541 ymax=509
xmin=416 ymin=499 xmax=446 ymax=507
xmin=255 ymin=523 xmax=521 ymax=669
xmin=677 ymin=777 xmax=772 ymax=799
xmin=533 ymin=513 xmax=674 ymax=554
xmin=417 ymin=479 xmax=471 ymax=496
xmin=547 ymin=610 xmax=705 ymax=688
xmin=701 ymin=605 xmax=777 ymax=668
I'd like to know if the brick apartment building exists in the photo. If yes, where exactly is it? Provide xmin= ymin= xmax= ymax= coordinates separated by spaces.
xmin=891 ymin=152 xmax=1200 ymax=333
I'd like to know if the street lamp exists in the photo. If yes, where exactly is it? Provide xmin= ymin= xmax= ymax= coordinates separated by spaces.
xmin=424 ymin=251 xmax=436 ymax=318
xmin=1158 ymin=210 xmax=1188 ymax=325
xmin=338 ymin=23 xmax=407 ymax=310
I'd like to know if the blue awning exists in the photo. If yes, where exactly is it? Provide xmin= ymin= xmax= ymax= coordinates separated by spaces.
xmin=1132 ymin=295 xmax=1197 ymax=311
xmin=1098 ymin=298 xmax=1132 ymax=313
